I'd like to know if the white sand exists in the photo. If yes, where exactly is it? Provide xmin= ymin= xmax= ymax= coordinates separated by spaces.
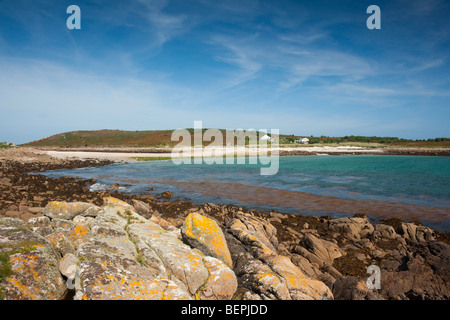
xmin=44 ymin=146 xmax=382 ymax=162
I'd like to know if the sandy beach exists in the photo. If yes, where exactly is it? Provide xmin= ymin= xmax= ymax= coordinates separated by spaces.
xmin=40 ymin=145 xmax=450 ymax=162
xmin=43 ymin=145 xmax=383 ymax=162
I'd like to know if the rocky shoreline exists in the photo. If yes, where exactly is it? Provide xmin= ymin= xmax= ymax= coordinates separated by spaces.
xmin=1 ymin=149 xmax=449 ymax=300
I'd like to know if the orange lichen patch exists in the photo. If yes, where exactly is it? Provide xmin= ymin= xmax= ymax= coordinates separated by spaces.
xmin=184 ymin=251 xmax=204 ymax=269
xmin=5 ymin=278 xmax=39 ymax=300
xmin=44 ymin=232 xmax=63 ymax=247
xmin=74 ymin=225 xmax=88 ymax=238
xmin=84 ymin=273 xmax=168 ymax=300
xmin=67 ymin=224 xmax=91 ymax=247
xmin=47 ymin=201 xmax=70 ymax=210
xmin=9 ymin=253 xmax=40 ymax=281
xmin=184 ymin=213 xmax=217 ymax=238
xmin=183 ymin=213 xmax=233 ymax=268
xmin=4 ymin=249 xmax=65 ymax=300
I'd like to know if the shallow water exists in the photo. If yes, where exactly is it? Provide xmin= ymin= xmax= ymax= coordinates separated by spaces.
xmin=42 ymin=155 xmax=450 ymax=231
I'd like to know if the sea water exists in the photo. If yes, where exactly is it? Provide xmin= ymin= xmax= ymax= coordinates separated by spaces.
xmin=42 ymin=155 xmax=450 ymax=231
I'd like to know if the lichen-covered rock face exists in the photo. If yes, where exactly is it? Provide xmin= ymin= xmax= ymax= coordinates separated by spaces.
xmin=0 ymin=198 xmax=239 ymax=300
xmin=0 ymin=218 xmax=66 ymax=300
xmin=198 ymin=256 xmax=238 ymax=300
xmin=181 ymin=212 xmax=233 ymax=268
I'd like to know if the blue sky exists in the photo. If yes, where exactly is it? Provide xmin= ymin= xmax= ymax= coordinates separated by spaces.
xmin=0 ymin=0 xmax=449 ymax=144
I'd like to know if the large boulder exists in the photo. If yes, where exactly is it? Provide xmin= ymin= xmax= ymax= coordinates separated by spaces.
xmin=398 ymin=223 xmax=436 ymax=243
xmin=43 ymin=201 xmax=100 ymax=220
xmin=300 ymin=233 xmax=344 ymax=266
xmin=328 ymin=217 xmax=374 ymax=241
xmin=181 ymin=212 xmax=233 ymax=268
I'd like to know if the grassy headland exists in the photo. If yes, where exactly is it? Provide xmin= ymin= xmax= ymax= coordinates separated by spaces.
xmin=21 ymin=129 xmax=450 ymax=149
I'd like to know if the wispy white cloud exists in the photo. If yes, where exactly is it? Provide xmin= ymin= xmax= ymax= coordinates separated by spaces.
xmin=209 ymin=35 xmax=263 ymax=88
xmin=134 ymin=0 xmax=195 ymax=47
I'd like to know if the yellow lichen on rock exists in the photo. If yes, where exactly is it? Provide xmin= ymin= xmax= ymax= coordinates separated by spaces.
xmin=181 ymin=213 xmax=233 ymax=268
xmin=103 ymin=197 xmax=134 ymax=211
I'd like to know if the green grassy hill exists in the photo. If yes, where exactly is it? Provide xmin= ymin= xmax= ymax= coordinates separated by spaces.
xmin=22 ymin=129 xmax=268 ymax=148
xmin=23 ymin=130 xmax=175 ymax=148
xmin=22 ymin=129 xmax=450 ymax=148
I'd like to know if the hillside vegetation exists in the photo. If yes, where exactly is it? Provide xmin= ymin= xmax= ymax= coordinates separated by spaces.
xmin=22 ymin=130 xmax=450 ymax=148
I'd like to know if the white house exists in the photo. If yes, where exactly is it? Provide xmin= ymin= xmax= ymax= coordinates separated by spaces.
xmin=260 ymin=134 xmax=271 ymax=141
xmin=295 ymin=137 xmax=309 ymax=144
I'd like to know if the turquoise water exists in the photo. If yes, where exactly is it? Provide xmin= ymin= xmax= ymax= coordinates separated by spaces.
xmin=43 ymin=155 xmax=450 ymax=231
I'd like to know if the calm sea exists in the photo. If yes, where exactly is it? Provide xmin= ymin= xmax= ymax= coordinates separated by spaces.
xmin=42 ymin=155 xmax=450 ymax=231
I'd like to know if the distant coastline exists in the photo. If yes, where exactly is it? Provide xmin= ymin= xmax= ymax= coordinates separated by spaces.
xmin=28 ymin=145 xmax=450 ymax=162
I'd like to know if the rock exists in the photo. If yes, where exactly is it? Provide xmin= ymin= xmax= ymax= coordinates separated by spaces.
xmin=69 ymin=205 xmax=199 ymax=299
xmin=262 ymin=254 xmax=333 ymax=300
xmin=286 ymin=226 xmax=304 ymax=239
xmin=59 ymin=253 xmax=79 ymax=278
xmin=43 ymin=201 xmax=100 ymax=220
xmin=181 ymin=212 xmax=233 ymax=268
xmin=161 ymin=191 xmax=173 ymax=199
xmin=45 ymin=231 xmax=76 ymax=256
xmin=197 ymin=256 xmax=238 ymax=300
xmin=328 ymin=217 xmax=374 ymax=241
xmin=321 ymin=263 xmax=343 ymax=279
xmin=399 ymin=223 xmax=436 ymax=243
xmin=126 ymin=214 xmax=208 ymax=298
xmin=102 ymin=196 xmax=134 ymax=211
xmin=27 ymin=207 xmax=44 ymax=214
xmin=372 ymin=224 xmax=397 ymax=240
xmin=108 ymin=183 xmax=121 ymax=190
xmin=132 ymin=199 xmax=151 ymax=216
xmin=18 ymin=205 xmax=29 ymax=212
xmin=149 ymin=215 xmax=176 ymax=231
xmin=20 ymin=212 xmax=37 ymax=222
xmin=399 ymin=222 xmax=418 ymax=242
xmin=0 ymin=217 xmax=66 ymax=300
xmin=227 ymin=213 xmax=278 ymax=258
xmin=332 ymin=276 xmax=384 ymax=300
xmin=5 ymin=211 xmax=21 ymax=218
xmin=300 ymin=233 xmax=344 ymax=266
xmin=226 ymin=213 xmax=332 ymax=300
xmin=28 ymin=216 xmax=54 ymax=237
xmin=291 ymin=254 xmax=322 ymax=279
xmin=379 ymin=241 xmax=450 ymax=300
